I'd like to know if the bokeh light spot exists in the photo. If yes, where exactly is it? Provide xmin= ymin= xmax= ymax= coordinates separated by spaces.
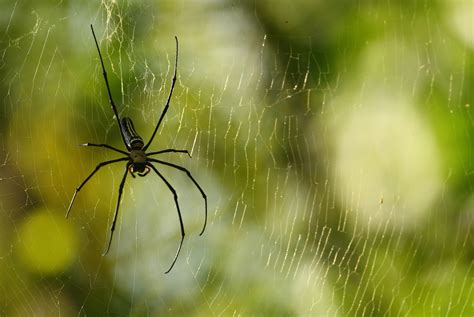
xmin=16 ymin=209 xmax=77 ymax=274
xmin=333 ymin=97 xmax=442 ymax=230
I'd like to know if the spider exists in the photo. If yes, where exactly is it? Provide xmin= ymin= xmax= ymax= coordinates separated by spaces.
xmin=66 ymin=25 xmax=207 ymax=274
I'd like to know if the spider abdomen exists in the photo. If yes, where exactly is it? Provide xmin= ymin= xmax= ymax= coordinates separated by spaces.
xmin=121 ymin=117 xmax=144 ymax=150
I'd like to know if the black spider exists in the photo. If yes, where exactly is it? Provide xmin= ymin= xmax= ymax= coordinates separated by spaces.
xmin=66 ymin=25 xmax=207 ymax=274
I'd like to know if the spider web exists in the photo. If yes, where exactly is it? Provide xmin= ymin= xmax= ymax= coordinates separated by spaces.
xmin=0 ymin=0 xmax=473 ymax=316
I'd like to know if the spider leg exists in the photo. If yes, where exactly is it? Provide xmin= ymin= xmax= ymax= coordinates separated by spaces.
xmin=81 ymin=143 xmax=128 ymax=156
xmin=143 ymin=36 xmax=178 ymax=151
xmin=103 ymin=162 xmax=130 ymax=255
xmin=66 ymin=157 xmax=128 ymax=218
xmin=148 ymin=158 xmax=207 ymax=236
xmin=90 ymin=25 xmax=128 ymax=147
xmin=147 ymin=163 xmax=184 ymax=274
xmin=147 ymin=149 xmax=191 ymax=158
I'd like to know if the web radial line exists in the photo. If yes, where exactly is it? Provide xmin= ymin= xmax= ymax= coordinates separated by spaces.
xmin=143 ymin=36 xmax=178 ymax=151
xmin=66 ymin=157 xmax=128 ymax=218
xmin=103 ymin=163 xmax=129 ymax=255
xmin=90 ymin=24 xmax=127 ymax=148
xmin=148 ymin=158 xmax=207 ymax=235
xmin=148 ymin=163 xmax=185 ymax=274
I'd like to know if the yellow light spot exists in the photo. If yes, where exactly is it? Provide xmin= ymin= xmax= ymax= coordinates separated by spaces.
xmin=16 ymin=209 xmax=77 ymax=274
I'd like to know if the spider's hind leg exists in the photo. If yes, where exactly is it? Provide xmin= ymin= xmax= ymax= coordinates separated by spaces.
xmin=143 ymin=36 xmax=179 ymax=151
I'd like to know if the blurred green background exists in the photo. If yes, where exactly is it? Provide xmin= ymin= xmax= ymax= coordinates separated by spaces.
xmin=0 ymin=0 xmax=472 ymax=316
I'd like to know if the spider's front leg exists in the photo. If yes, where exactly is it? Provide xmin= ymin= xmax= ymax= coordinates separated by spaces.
xmin=147 ymin=163 xmax=184 ymax=274
xmin=104 ymin=162 xmax=130 ymax=255
xmin=66 ymin=157 xmax=128 ymax=218
xmin=148 ymin=158 xmax=207 ymax=235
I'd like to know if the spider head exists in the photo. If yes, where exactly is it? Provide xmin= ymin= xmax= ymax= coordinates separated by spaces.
xmin=130 ymin=149 xmax=146 ymax=163
xmin=129 ymin=150 xmax=149 ymax=177
xmin=129 ymin=162 xmax=150 ymax=177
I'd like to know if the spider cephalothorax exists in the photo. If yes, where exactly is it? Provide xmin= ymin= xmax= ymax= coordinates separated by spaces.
xmin=66 ymin=25 xmax=207 ymax=274
xmin=129 ymin=149 xmax=149 ymax=177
